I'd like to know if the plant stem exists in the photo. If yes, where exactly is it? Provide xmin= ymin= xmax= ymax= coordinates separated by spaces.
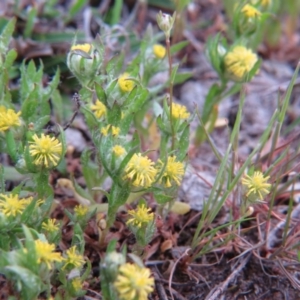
xmin=166 ymin=37 xmax=175 ymax=150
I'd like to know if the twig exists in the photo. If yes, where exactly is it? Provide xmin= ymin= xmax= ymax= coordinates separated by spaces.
xmin=55 ymin=92 xmax=81 ymax=137
xmin=168 ymin=248 xmax=191 ymax=300
xmin=204 ymin=253 xmax=251 ymax=300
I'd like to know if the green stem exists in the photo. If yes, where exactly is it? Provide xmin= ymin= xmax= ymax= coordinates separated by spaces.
xmin=166 ymin=38 xmax=175 ymax=150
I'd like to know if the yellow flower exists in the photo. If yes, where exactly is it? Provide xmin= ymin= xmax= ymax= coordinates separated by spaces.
xmin=112 ymin=145 xmax=126 ymax=157
xmin=0 ymin=194 xmax=27 ymax=217
xmin=71 ymin=277 xmax=82 ymax=292
xmin=251 ymin=0 xmax=271 ymax=6
xmin=241 ymin=4 xmax=261 ymax=18
xmin=124 ymin=153 xmax=157 ymax=188
xmin=63 ymin=246 xmax=85 ymax=269
xmin=241 ymin=171 xmax=271 ymax=201
xmin=22 ymin=197 xmax=44 ymax=207
xmin=74 ymin=204 xmax=89 ymax=217
xmin=90 ymin=99 xmax=107 ymax=119
xmin=153 ymin=44 xmax=166 ymax=59
xmin=224 ymin=46 xmax=258 ymax=81
xmin=0 ymin=106 xmax=21 ymax=132
xmin=171 ymin=103 xmax=190 ymax=120
xmin=35 ymin=239 xmax=63 ymax=269
xmin=127 ymin=204 xmax=154 ymax=228
xmin=29 ymin=134 xmax=62 ymax=168
xmin=42 ymin=219 xmax=59 ymax=233
xmin=118 ymin=73 xmax=135 ymax=92
xmin=158 ymin=156 xmax=185 ymax=188
xmin=101 ymin=125 xmax=120 ymax=137
xmin=70 ymin=43 xmax=91 ymax=53
xmin=114 ymin=263 xmax=154 ymax=300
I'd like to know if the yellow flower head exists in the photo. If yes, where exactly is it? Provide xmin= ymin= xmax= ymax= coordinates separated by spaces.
xmin=114 ymin=263 xmax=154 ymax=300
xmin=0 ymin=106 xmax=21 ymax=132
xmin=153 ymin=44 xmax=166 ymax=59
xmin=241 ymin=171 xmax=271 ymax=201
xmin=70 ymin=43 xmax=91 ymax=53
xmin=158 ymin=156 xmax=185 ymax=188
xmin=101 ymin=125 xmax=120 ymax=137
xmin=241 ymin=4 xmax=261 ymax=18
xmin=42 ymin=219 xmax=59 ymax=233
xmin=74 ymin=204 xmax=89 ymax=217
xmin=171 ymin=103 xmax=190 ymax=120
xmin=63 ymin=246 xmax=85 ymax=270
xmin=35 ymin=239 xmax=63 ymax=269
xmin=251 ymin=0 xmax=271 ymax=7
xmin=90 ymin=99 xmax=107 ymax=119
xmin=127 ymin=204 xmax=154 ymax=228
xmin=22 ymin=196 xmax=44 ymax=207
xmin=118 ymin=73 xmax=135 ymax=92
xmin=113 ymin=145 xmax=126 ymax=157
xmin=224 ymin=46 xmax=258 ymax=81
xmin=29 ymin=134 xmax=62 ymax=168
xmin=124 ymin=153 xmax=157 ymax=188
xmin=0 ymin=194 xmax=27 ymax=217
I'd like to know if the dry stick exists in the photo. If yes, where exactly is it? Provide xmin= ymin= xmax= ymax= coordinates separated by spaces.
xmin=153 ymin=271 xmax=169 ymax=300
xmin=168 ymin=248 xmax=191 ymax=300
xmin=55 ymin=92 xmax=81 ymax=138
xmin=204 ymin=253 xmax=251 ymax=300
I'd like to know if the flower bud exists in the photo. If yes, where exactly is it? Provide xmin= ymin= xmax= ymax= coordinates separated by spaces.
xmin=67 ymin=43 xmax=101 ymax=85
xmin=156 ymin=11 xmax=176 ymax=39
xmin=101 ymin=251 xmax=126 ymax=281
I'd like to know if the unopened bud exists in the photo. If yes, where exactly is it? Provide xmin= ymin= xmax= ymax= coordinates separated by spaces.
xmin=67 ymin=43 xmax=101 ymax=85
xmin=156 ymin=11 xmax=176 ymax=39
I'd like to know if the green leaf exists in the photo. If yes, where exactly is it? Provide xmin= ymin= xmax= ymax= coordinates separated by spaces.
xmin=24 ymin=7 xmax=37 ymax=38
xmin=173 ymin=72 xmax=193 ymax=85
xmin=154 ymin=192 xmax=173 ymax=204
xmin=108 ymin=0 xmax=123 ymax=25
xmin=95 ymin=82 xmax=107 ymax=105
xmin=106 ymin=53 xmax=125 ymax=77
xmin=21 ymin=85 xmax=39 ymax=122
xmin=34 ymin=116 xmax=51 ymax=131
xmin=170 ymin=41 xmax=189 ymax=55
xmin=68 ymin=0 xmax=86 ymax=19
xmin=4 ymin=266 xmax=42 ymax=299
xmin=107 ymin=182 xmax=130 ymax=227
xmin=0 ymin=18 xmax=16 ymax=51
xmin=177 ymin=124 xmax=189 ymax=161
xmin=4 ymin=49 xmax=17 ymax=69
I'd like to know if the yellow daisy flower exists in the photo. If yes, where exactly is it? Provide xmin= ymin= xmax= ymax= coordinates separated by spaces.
xmin=0 ymin=106 xmax=21 ymax=132
xmin=153 ymin=44 xmax=166 ymax=59
xmin=74 ymin=204 xmax=89 ymax=217
xmin=127 ymin=204 xmax=154 ymax=228
xmin=241 ymin=4 xmax=261 ymax=18
xmin=241 ymin=171 xmax=271 ymax=201
xmin=158 ymin=156 xmax=185 ymax=188
xmin=42 ymin=219 xmax=59 ymax=233
xmin=90 ymin=99 xmax=107 ymax=119
xmin=29 ymin=134 xmax=62 ymax=168
xmin=101 ymin=125 xmax=120 ymax=137
xmin=171 ymin=103 xmax=190 ymax=120
xmin=112 ymin=145 xmax=126 ymax=157
xmin=224 ymin=46 xmax=258 ymax=81
xmin=35 ymin=240 xmax=63 ymax=269
xmin=124 ymin=153 xmax=157 ymax=188
xmin=118 ymin=73 xmax=135 ymax=92
xmin=63 ymin=246 xmax=85 ymax=270
xmin=114 ymin=263 xmax=154 ymax=300
xmin=0 ymin=194 xmax=27 ymax=217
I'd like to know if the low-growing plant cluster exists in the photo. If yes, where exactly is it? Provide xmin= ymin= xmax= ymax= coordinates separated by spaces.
xmin=1 ymin=0 xmax=300 ymax=299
